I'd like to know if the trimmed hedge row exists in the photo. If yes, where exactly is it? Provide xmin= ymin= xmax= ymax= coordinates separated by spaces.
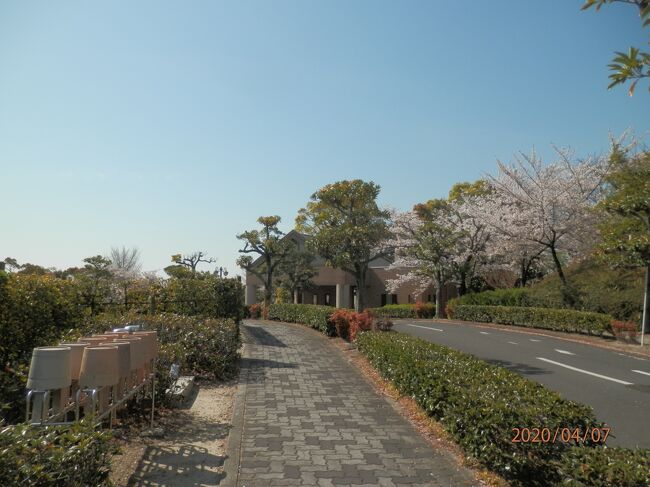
xmin=0 ymin=422 xmax=114 ymax=486
xmin=448 ymin=304 xmax=612 ymax=336
xmin=452 ymin=288 xmax=534 ymax=307
xmin=356 ymin=331 xmax=603 ymax=486
xmin=555 ymin=446 xmax=650 ymax=486
xmin=267 ymin=303 xmax=336 ymax=335
xmin=368 ymin=303 xmax=436 ymax=319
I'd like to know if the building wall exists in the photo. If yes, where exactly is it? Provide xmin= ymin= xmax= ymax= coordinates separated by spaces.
xmin=245 ymin=264 xmax=457 ymax=310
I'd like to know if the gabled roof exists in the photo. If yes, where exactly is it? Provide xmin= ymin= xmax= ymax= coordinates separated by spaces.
xmin=246 ymin=229 xmax=393 ymax=271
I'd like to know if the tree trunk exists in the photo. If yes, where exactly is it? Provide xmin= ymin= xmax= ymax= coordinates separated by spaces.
xmin=435 ymin=284 xmax=443 ymax=319
xmin=265 ymin=257 xmax=273 ymax=308
xmin=549 ymin=245 xmax=567 ymax=286
xmin=355 ymin=266 xmax=367 ymax=313
xmin=433 ymin=271 xmax=444 ymax=319
xmin=458 ymin=268 xmax=467 ymax=296
xmin=549 ymin=245 xmax=578 ymax=308
xmin=641 ymin=265 xmax=650 ymax=340
xmin=519 ymin=258 xmax=528 ymax=288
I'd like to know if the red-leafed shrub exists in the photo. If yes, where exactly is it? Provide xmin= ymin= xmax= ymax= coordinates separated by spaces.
xmin=330 ymin=309 xmax=353 ymax=341
xmin=414 ymin=301 xmax=435 ymax=318
xmin=611 ymin=320 xmax=639 ymax=341
xmin=248 ymin=303 xmax=262 ymax=319
xmin=349 ymin=310 xmax=374 ymax=342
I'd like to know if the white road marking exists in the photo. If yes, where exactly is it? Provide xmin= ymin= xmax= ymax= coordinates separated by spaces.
xmin=632 ymin=369 xmax=650 ymax=377
xmin=537 ymin=357 xmax=633 ymax=385
xmin=529 ymin=339 xmax=541 ymax=342
xmin=508 ymin=341 xmax=518 ymax=345
xmin=480 ymin=331 xmax=490 ymax=335
xmin=619 ymin=354 xmax=647 ymax=361
xmin=555 ymin=349 xmax=575 ymax=356
xmin=405 ymin=324 xmax=444 ymax=332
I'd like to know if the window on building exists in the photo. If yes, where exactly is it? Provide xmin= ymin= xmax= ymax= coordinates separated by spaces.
xmin=427 ymin=294 xmax=432 ymax=303
xmin=407 ymin=294 xmax=412 ymax=304
xmin=325 ymin=293 xmax=331 ymax=305
xmin=312 ymin=294 xmax=318 ymax=305
xmin=392 ymin=294 xmax=398 ymax=305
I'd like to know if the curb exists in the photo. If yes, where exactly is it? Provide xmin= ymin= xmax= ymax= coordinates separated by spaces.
xmin=221 ymin=341 xmax=249 ymax=487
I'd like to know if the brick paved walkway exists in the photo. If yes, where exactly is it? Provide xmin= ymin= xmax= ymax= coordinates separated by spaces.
xmin=228 ymin=321 xmax=476 ymax=487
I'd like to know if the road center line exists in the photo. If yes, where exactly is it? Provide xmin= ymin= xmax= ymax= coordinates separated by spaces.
xmin=480 ymin=331 xmax=490 ymax=335
xmin=537 ymin=357 xmax=633 ymax=385
xmin=508 ymin=341 xmax=518 ymax=345
xmin=405 ymin=324 xmax=444 ymax=332
xmin=529 ymin=339 xmax=541 ymax=342
xmin=632 ymin=369 xmax=650 ymax=377
xmin=555 ymin=349 xmax=575 ymax=355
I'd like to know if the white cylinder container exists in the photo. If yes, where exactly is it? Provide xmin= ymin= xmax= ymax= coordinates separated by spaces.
xmin=79 ymin=346 xmax=120 ymax=388
xmin=26 ymin=347 xmax=72 ymax=391
xmin=101 ymin=341 xmax=131 ymax=378
xmin=133 ymin=331 xmax=158 ymax=361
xmin=58 ymin=343 xmax=89 ymax=381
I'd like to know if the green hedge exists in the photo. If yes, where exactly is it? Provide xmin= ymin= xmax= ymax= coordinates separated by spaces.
xmin=452 ymin=288 xmax=535 ymax=307
xmin=368 ymin=303 xmax=436 ymax=319
xmin=555 ymin=446 xmax=650 ymax=486
xmin=356 ymin=331 xmax=603 ymax=486
xmin=157 ymin=276 xmax=245 ymax=321
xmin=267 ymin=303 xmax=336 ymax=335
xmin=449 ymin=305 xmax=612 ymax=336
xmin=0 ymin=272 xmax=83 ymax=365
xmin=0 ymin=422 xmax=114 ymax=486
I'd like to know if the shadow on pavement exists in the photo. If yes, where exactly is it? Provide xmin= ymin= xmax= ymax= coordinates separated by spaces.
xmin=242 ymin=324 xmax=287 ymax=347
xmin=486 ymin=358 xmax=550 ymax=376
xmin=128 ymin=444 xmax=226 ymax=486
xmin=239 ymin=357 xmax=298 ymax=384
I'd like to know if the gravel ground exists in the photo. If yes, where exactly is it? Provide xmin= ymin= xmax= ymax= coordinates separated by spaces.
xmin=110 ymin=379 xmax=237 ymax=487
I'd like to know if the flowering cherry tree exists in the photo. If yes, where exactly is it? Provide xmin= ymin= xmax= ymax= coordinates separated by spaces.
xmin=448 ymin=188 xmax=492 ymax=294
xmin=472 ymin=146 xmax=607 ymax=305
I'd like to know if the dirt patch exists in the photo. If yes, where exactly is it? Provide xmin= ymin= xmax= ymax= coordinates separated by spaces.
xmin=110 ymin=379 xmax=237 ymax=487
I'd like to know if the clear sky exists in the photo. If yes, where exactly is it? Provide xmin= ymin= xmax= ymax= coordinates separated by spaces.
xmin=1 ymin=1 xmax=648 ymax=277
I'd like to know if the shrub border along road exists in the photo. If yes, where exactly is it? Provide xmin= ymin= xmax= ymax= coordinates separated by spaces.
xmin=448 ymin=304 xmax=612 ymax=336
xmin=264 ymin=303 xmax=649 ymax=486
xmin=368 ymin=303 xmax=436 ymax=319
xmin=356 ymin=331 xmax=650 ymax=487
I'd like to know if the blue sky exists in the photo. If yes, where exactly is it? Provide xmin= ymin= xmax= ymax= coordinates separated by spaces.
xmin=1 ymin=1 xmax=648 ymax=276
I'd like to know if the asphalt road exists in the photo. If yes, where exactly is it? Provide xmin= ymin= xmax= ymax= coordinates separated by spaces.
xmin=393 ymin=320 xmax=650 ymax=448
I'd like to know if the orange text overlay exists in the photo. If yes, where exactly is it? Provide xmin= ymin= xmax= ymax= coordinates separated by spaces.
xmin=511 ymin=427 xmax=610 ymax=444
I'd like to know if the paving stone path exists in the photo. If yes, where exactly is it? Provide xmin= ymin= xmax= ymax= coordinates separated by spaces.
xmin=230 ymin=321 xmax=476 ymax=487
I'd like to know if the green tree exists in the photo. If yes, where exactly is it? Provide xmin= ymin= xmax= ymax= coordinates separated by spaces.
xmin=2 ymin=258 xmax=20 ymax=272
xmin=391 ymin=200 xmax=465 ymax=318
xmin=77 ymin=255 xmax=113 ymax=315
xmin=274 ymin=248 xmax=317 ymax=299
xmin=237 ymin=216 xmax=293 ymax=307
xmin=16 ymin=263 xmax=50 ymax=275
xmin=597 ymin=145 xmax=650 ymax=335
xmin=170 ymin=251 xmax=215 ymax=276
xmin=582 ymin=0 xmax=650 ymax=95
xmin=296 ymin=180 xmax=392 ymax=312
